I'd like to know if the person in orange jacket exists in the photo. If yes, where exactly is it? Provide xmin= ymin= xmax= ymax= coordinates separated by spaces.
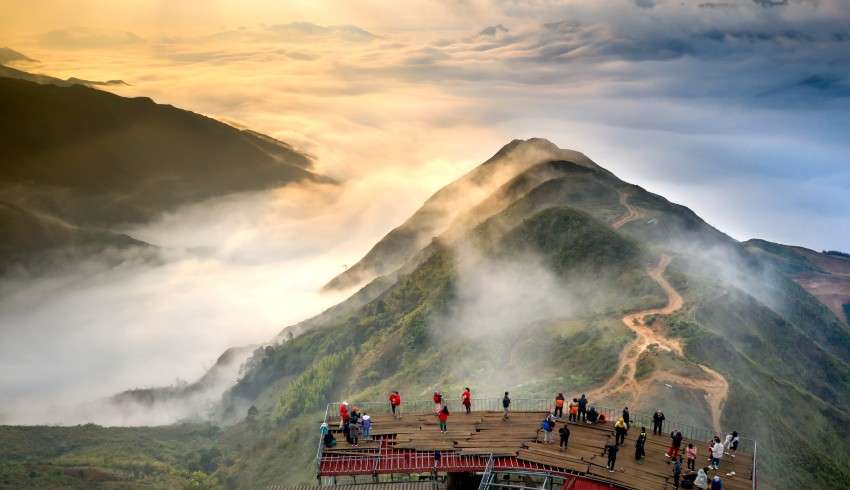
xmin=461 ymin=387 xmax=472 ymax=414
xmin=554 ymin=393 xmax=565 ymax=418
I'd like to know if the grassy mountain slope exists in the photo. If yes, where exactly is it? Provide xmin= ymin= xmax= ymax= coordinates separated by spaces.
xmin=4 ymin=140 xmax=849 ymax=489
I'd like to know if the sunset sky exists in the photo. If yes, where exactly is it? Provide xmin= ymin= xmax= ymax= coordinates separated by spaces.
xmin=3 ymin=0 xmax=850 ymax=422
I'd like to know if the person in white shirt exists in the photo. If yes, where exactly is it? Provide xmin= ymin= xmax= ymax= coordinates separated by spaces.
xmin=711 ymin=437 xmax=725 ymax=470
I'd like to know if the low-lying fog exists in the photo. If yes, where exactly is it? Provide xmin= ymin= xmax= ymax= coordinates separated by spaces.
xmin=0 ymin=176 xmax=438 ymax=425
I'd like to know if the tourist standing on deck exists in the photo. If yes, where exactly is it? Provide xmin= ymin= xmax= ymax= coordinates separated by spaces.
xmin=622 ymin=407 xmax=631 ymax=430
xmin=462 ymin=387 xmax=472 ymax=414
xmin=604 ymin=438 xmax=619 ymax=473
xmin=554 ymin=393 xmax=565 ymax=418
xmin=711 ymin=475 xmax=723 ymax=490
xmin=339 ymin=402 xmax=350 ymax=428
xmin=694 ymin=467 xmax=709 ymax=489
xmin=433 ymin=392 xmax=443 ymax=414
xmin=614 ymin=417 xmax=628 ymax=445
xmin=569 ymin=398 xmax=579 ymax=422
xmin=635 ymin=426 xmax=647 ymax=460
xmin=673 ymin=456 xmax=683 ymax=488
xmin=578 ymin=394 xmax=588 ymax=422
xmin=686 ymin=443 xmax=697 ymax=470
xmin=728 ymin=431 xmax=739 ymax=458
xmin=389 ymin=391 xmax=401 ymax=418
xmin=653 ymin=409 xmax=665 ymax=435
xmin=502 ymin=392 xmax=511 ymax=419
xmin=710 ymin=437 xmax=724 ymax=470
xmin=667 ymin=429 xmax=684 ymax=460
xmin=559 ymin=423 xmax=570 ymax=451
xmin=539 ymin=415 xmax=554 ymax=443
xmin=438 ymin=405 xmax=449 ymax=433
xmin=361 ymin=413 xmax=372 ymax=439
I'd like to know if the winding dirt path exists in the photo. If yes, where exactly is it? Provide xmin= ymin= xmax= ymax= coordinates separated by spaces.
xmin=611 ymin=191 xmax=640 ymax=229
xmin=589 ymin=193 xmax=729 ymax=432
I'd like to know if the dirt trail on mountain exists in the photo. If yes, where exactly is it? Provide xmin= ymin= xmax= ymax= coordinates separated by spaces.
xmin=611 ymin=191 xmax=640 ymax=229
xmin=589 ymin=193 xmax=729 ymax=432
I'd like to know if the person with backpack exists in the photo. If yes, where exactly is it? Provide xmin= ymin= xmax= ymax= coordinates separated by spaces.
xmin=614 ymin=417 xmax=628 ymax=446
xmin=433 ymin=392 xmax=443 ymax=414
xmin=462 ymin=387 xmax=472 ymax=415
xmin=622 ymin=407 xmax=631 ymax=430
xmin=559 ymin=423 xmax=570 ymax=451
xmin=710 ymin=436 xmax=724 ymax=470
xmin=438 ymin=405 xmax=449 ymax=433
xmin=554 ymin=393 xmax=565 ymax=418
xmin=653 ymin=409 xmax=665 ymax=435
xmin=667 ymin=429 xmax=684 ymax=460
xmin=635 ymin=426 xmax=647 ymax=460
xmin=502 ymin=392 xmax=511 ymax=419
xmin=389 ymin=391 xmax=401 ymax=419
xmin=686 ymin=442 xmax=697 ymax=470
xmin=568 ymin=398 xmax=579 ymax=422
xmin=578 ymin=394 xmax=588 ymax=422
xmin=323 ymin=430 xmax=337 ymax=448
xmin=603 ymin=437 xmax=619 ymax=473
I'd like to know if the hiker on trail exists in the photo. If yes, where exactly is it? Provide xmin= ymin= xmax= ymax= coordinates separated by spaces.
xmin=673 ymin=456 xmax=683 ymax=488
xmin=438 ymin=405 xmax=449 ymax=433
xmin=724 ymin=431 xmax=739 ymax=457
xmin=389 ymin=391 xmax=401 ymax=418
xmin=710 ymin=437 xmax=724 ymax=470
xmin=603 ymin=437 xmax=619 ymax=473
xmin=614 ymin=417 xmax=628 ymax=445
xmin=502 ymin=392 xmax=511 ymax=419
xmin=686 ymin=443 xmax=697 ymax=470
xmin=622 ymin=407 xmax=631 ymax=430
xmin=361 ymin=413 xmax=372 ymax=439
xmin=635 ymin=427 xmax=647 ymax=460
xmin=462 ymin=387 xmax=472 ymax=415
xmin=554 ymin=393 xmax=565 ymax=418
xmin=578 ymin=394 xmax=588 ymax=422
xmin=653 ymin=409 xmax=666 ymax=435
xmin=666 ymin=429 xmax=684 ymax=460
xmin=711 ymin=475 xmax=723 ymax=490
xmin=339 ymin=402 xmax=350 ymax=428
xmin=433 ymin=392 xmax=443 ymax=413
xmin=569 ymin=398 xmax=579 ymax=422
xmin=587 ymin=406 xmax=599 ymax=424
xmin=694 ymin=467 xmax=709 ymax=490
xmin=559 ymin=424 xmax=570 ymax=451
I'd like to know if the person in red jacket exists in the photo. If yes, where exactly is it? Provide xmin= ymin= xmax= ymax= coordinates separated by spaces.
xmin=339 ymin=402 xmax=350 ymax=428
xmin=438 ymin=405 xmax=450 ymax=433
xmin=388 ymin=391 xmax=401 ymax=419
xmin=433 ymin=392 xmax=443 ymax=414
xmin=461 ymin=387 xmax=472 ymax=414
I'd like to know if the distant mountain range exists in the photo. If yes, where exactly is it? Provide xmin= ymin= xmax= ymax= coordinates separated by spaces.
xmin=0 ymin=63 xmax=328 ymax=273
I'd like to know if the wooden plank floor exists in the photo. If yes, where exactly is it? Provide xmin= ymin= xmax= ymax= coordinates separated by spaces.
xmin=325 ymin=411 xmax=753 ymax=490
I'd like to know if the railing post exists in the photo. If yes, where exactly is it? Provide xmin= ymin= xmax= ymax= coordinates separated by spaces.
xmin=752 ymin=439 xmax=758 ymax=490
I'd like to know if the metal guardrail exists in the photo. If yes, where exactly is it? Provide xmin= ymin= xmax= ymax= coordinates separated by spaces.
xmin=477 ymin=453 xmax=495 ymax=490
xmin=321 ymin=397 xmax=755 ymax=453
xmin=752 ymin=439 xmax=758 ymax=490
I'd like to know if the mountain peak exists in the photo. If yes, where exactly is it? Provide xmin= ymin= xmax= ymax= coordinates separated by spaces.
xmin=485 ymin=137 xmax=597 ymax=172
